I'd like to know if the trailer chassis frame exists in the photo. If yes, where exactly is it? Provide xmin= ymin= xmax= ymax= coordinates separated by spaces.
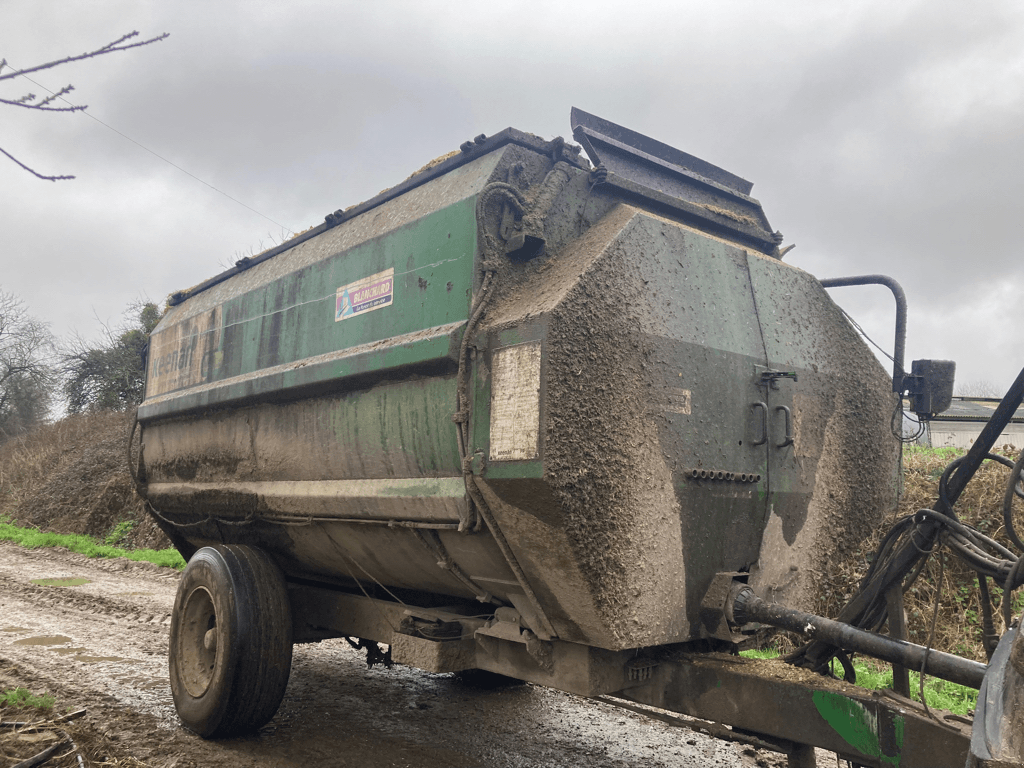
xmin=289 ymin=581 xmax=973 ymax=768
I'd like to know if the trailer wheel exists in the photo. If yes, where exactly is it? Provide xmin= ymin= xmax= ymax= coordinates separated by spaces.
xmin=169 ymin=545 xmax=293 ymax=738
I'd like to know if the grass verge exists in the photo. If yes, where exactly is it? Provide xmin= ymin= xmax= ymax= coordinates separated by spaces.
xmin=0 ymin=518 xmax=185 ymax=570
xmin=740 ymin=647 xmax=977 ymax=716
xmin=0 ymin=687 xmax=55 ymax=711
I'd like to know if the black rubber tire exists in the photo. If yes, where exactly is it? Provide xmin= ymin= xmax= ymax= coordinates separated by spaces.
xmin=169 ymin=545 xmax=293 ymax=738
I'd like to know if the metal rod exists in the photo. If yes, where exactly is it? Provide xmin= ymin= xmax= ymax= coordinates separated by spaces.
xmin=819 ymin=275 xmax=907 ymax=392
xmin=886 ymin=585 xmax=912 ymax=697
xmin=787 ymin=744 xmax=817 ymax=768
xmin=941 ymin=363 xmax=1024 ymax=510
xmin=732 ymin=587 xmax=986 ymax=689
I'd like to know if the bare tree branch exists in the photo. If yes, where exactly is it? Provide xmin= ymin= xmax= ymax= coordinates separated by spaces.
xmin=0 ymin=84 xmax=83 ymax=112
xmin=0 ymin=96 xmax=85 ymax=112
xmin=1 ymin=30 xmax=167 ymax=179
xmin=0 ymin=31 xmax=169 ymax=83
xmin=0 ymin=145 xmax=74 ymax=180
xmin=955 ymin=379 xmax=1001 ymax=398
xmin=36 ymin=84 xmax=76 ymax=108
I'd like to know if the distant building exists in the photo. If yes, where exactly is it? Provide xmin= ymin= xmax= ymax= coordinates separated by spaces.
xmin=917 ymin=397 xmax=1024 ymax=451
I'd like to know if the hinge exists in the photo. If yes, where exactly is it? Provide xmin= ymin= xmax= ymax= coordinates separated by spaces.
xmin=757 ymin=367 xmax=798 ymax=390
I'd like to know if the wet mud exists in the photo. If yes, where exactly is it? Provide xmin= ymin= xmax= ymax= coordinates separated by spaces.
xmin=0 ymin=542 xmax=784 ymax=767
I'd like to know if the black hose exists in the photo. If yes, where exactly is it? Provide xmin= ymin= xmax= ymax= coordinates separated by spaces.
xmin=1003 ymin=450 xmax=1024 ymax=551
xmin=1003 ymin=555 xmax=1024 ymax=630
xmin=978 ymin=574 xmax=998 ymax=660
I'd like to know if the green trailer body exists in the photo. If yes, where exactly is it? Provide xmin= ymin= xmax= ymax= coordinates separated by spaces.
xmin=138 ymin=113 xmax=898 ymax=654
xmin=136 ymin=111 xmax=1024 ymax=766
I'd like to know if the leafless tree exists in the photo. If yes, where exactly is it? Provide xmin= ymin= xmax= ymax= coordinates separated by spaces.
xmin=0 ymin=30 xmax=168 ymax=181
xmin=0 ymin=290 xmax=55 ymax=440
xmin=955 ymin=379 xmax=1001 ymax=398
xmin=60 ymin=300 xmax=160 ymax=414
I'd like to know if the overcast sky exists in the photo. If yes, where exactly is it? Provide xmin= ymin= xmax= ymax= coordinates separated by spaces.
xmin=3 ymin=0 xmax=1022 ymax=396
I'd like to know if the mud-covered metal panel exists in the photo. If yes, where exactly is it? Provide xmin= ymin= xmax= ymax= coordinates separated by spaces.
xmin=620 ymin=653 xmax=971 ymax=767
xmin=743 ymin=253 xmax=900 ymax=613
xmin=147 ymin=307 xmax=222 ymax=398
xmin=144 ymin=376 xmax=463 ymax=485
xmin=622 ymin=212 xmax=774 ymax=637
xmin=477 ymin=202 xmax=778 ymax=649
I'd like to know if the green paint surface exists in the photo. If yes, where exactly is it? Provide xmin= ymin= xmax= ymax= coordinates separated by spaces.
xmin=813 ymin=690 xmax=903 ymax=766
xmin=215 ymin=196 xmax=476 ymax=381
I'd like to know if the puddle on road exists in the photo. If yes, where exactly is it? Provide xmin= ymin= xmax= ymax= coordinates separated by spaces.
xmin=1 ymin=626 xmax=31 ymax=633
xmin=52 ymin=646 xmax=89 ymax=655
xmin=11 ymin=635 xmax=127 ymax=664
xmin=13 ymin=635 xmax=73 ymax=646
xmin=30 ymin=577 xmax=92 ymax=587
xmin=118 ymin=675 xmax=167 ymax=690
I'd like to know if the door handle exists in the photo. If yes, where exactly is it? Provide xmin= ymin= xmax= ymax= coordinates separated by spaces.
xmin=751 ymin=402 xmax=768 ymax=446
xmin=775 ymin=405 xmax=794 ymax=447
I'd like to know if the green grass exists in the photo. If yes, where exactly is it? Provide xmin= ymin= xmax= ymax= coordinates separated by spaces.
xmin=0 ymin=687 xmax=55 ymax=711
xmin=740 ymin=647 xmax=977 ymax=715
xmin=902 ymin=444 xmax=965 ymax=459
xmin=0 ymin=519 xmax=185 ymax=570
xmin=104 ymin=519 xmax=136 ymax=547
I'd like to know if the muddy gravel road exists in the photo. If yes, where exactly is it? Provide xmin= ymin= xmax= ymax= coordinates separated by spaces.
xmin=0 ymin=542 xmax=791 ymax=768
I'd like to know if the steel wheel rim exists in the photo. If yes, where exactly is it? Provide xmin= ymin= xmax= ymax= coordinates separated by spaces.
xmin=177 ymin=585 xmax=219 ymax=698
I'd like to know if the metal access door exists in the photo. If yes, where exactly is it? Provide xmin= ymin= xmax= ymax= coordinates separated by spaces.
xmin=636 ymin=222 xmax=774 ymax=628
xmin=742 ymin=252 xmax=901 ymax=609
xmin=744 ymin=255 xmax=824 ymax=585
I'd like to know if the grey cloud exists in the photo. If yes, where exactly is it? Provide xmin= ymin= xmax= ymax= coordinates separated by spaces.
xmin=2 ymin=0 xmax=1022 ymax=389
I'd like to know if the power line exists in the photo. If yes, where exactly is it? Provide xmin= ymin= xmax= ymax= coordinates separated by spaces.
xmin=14 ymin=69 xmax=295 ymax=235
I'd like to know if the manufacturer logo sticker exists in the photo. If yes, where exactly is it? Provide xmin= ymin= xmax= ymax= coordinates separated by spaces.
xmin=336 ymin=268 xmax=394 ymax=321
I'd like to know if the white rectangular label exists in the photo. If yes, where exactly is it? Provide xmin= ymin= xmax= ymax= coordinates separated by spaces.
xmin=664 ymin=387 xmax=692 ymax=415
xmin=489 ymin=342 xmax=542 ymax=461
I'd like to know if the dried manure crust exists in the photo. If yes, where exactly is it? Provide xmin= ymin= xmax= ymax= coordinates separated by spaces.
xmin=543 ymin=235 xmax=680 ymax=646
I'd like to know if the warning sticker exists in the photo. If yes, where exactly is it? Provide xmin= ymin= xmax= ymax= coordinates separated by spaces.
xmin=336 ymin=268 xmax=394 ymax=321
xmin=490 ymin=342 xmax=542 ymax=461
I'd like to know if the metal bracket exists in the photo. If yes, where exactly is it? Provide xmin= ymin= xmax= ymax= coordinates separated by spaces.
xmin=524 ymin=630 xmax=554 ymax=672
xmin=626 ymin=658 xmax=659 ymax=682
xmin=758 ymin=370 xmax=798 ymax=389
xmin=700 ymin=572 xmax=751 ymax=641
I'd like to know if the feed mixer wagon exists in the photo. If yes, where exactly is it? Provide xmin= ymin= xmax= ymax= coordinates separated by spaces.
xmin=132 ymin=109 xmax=1024 ymax=767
